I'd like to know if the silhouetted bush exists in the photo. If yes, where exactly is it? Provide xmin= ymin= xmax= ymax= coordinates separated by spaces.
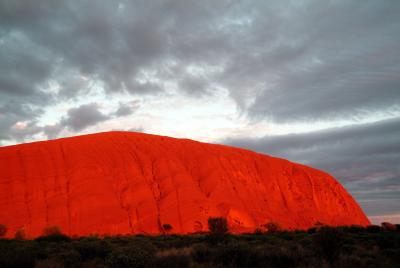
xmin=14 ymin=228 xmax=26 ymax=240
xmin=213 ymin=241 xmax=254 ymax=267
xmin=347 ymin=225 xmax=365 ymax=233
xmin=313 ymin=227 xmax=344 ymax=264
xmin=263 ymin=221 xmax=281 ymax=233
xmin=208 ymin=217 xmax=228 ymax=235
xmin=191 ymin=243 xmax=213 ymax=264
xmin=0 ymin=240 xmax=40 ymax=268
xmin=258 ymin=245 xmax=298 ymax=268
xmin=53 ymin=248 xmax=82 ymax=268
xmin=35 ymin=258 xmax=64 ymax=268
xmin=0 ymin=224 xmax=7 ymax=237
xmin=80 ymin=258 xmax=107 ymax=268
xmin=366 ymin=225 xmax=381 ymax=233
xmin=0 ymin=226 xmax=398 ymax=268
xmin=36 ymin=233 xmax=71 ymax=242
xmin=162 ymin=224 xmax=173 ymax=234
xmin=42 ymin=226 xmax=62 ymax=236
xmin=105 ymin=246 xmax=152 ymax=268
xmin=153 ymin=254 xmax=190 ymax=268
xmin=381 ymin=222 xmax=397 ymax=231
xmin=72 ymin=239 xmax=111 ymax=261
xmin=377 ymin=233 xmax=397 ymax=249
xmin=253 ymin=227 xmax=264 ymax=235
xmin=307 ymin=227 xmax=317 ymax=234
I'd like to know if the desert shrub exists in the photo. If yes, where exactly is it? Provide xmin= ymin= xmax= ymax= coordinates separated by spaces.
xmin=152 ymin=254 xmax=190 ymax=268
xmin=253 ymin=228 xmax=264 ymax=235
xmin=312 ymin=227 xmax=344 ymax=263
xmin=35 ymin=258 xmax=64 ymax=268
xmin=105 ymin=246 xmax=152 ymax=268
xmin=382 ymin=248 xmax=400 ymax=264
xmin=307 ymin=227 xmax=317 ymax=234
xmin=377 ymin=233 xmax=398 ymax=249
xmin=36 ymin=233 xmax=71 ymax=243
xmin=162 ymin=224 xmax=173 ymax=234
xmin=366 ymin=225 xmax=381 ymax=233
xmin=256 ymin=245 xmax=299 ymax=268
xmin=72 ymin=239 xmax=111 ymax=260
xmin=213 ymin=242 xmax=254 ymax=267
xmin=208 ymin=217 xmax=228 ymax=235
xmin=276 ymin=231 xmax=295 ymax=241
xmin=54 ymin=248 xmax=82 ymax=268
xmin=14 ymin=228 xmax=26 ymax=240
xmin=81 ymin=258 xmax=107 ymax=268
xmin=381 ymin=222 xmax=397 ymax=231
xmin=264 ymin=222 xmax=281 ymax=233
xmin=0 ymin=240 xmax=40 ymax=268
xmin=42 ymin=226 xmax=62 ymax=236
xmin=346 ymin=225 xmax=365 ymax=233
xmin=0 ymin=224 xmax=7 ymax=237
xmin=191 ymin=243 xmax=213 ymax=264
xmin=37 ymin=226 xmax=70 ymax=243
xmin=337 ymin=254 xmax=365 ymax=268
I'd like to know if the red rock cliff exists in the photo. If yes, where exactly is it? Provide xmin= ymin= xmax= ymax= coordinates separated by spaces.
xmin=0 ymin=131 xmax=370 ymax=238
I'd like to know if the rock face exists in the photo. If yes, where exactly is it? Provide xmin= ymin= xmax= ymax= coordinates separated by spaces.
xmin=0 ymin=132 xmax=370 ymax=238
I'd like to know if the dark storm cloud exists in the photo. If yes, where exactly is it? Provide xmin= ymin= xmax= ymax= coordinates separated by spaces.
xmin=61 ymin=103 xmax=110 ymax=131
xmin=224 ymin=117 xmax=400 ymax=216
xmin=1 ymin=0 xmax=400 ymax=144
xmin=220 ymin=1 xmax=400 ymax=121
xmin=41 ymin=103 xmax=111 ymax=139
xmin=114 ymin=101 xmax=140 ymax=117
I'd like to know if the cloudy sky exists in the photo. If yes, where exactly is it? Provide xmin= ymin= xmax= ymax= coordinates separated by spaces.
xmin=1 ymin=0 xmax=399 ymax=223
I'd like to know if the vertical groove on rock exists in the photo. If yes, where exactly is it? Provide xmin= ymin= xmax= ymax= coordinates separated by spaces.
xmin=175 ymin=188 xmax=184 ymax=232
xmin=276 ymin=178 xmax=290 ymax=211
xmin=121 ymin=149 xmax=135 ymax=234
xmin=17 ymin=149 xmax=32 ymax=225
xmin=135 ymin=208 xmax=140 ymax=232
xmin=39 ymin=150 xmax=49 ymax=225
xmin=150 ymin=160 xmax=163 ymax=232
xmin=123 ymin=134 xmax=145 ymax=177
xmin=109 ymin=135 xmax=135 ymax=234
xmin=59 ymin=142 xmax=71 ymax=234
xmin=303 ymin=168 xmax=319 ymax=210
xmin=217 ymin=155 xmax=254 ymax=222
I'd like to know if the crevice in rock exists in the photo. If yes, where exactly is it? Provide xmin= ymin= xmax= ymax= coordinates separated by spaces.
xmin=59 ymin=142 xmax=71 ymax=234
xmin=149 ymin=160 xmax=163 ymax=233
xmin=17 ymin=149 xmax=32 ymax=226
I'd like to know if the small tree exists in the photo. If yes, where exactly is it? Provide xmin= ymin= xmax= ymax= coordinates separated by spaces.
xmin=313 ymin=226 xmax=344 ymax=264
xmin=15 ymin=227 xmax=26 ymax=240
xmin=0 ymin=224 xmax=8 ymax=237
xmin=162 ymin=223 xmax=173 ymax=234
xmin=381 ymin=222 xmax=396 ymax=231
xmin=42 ymin=226 xmax=62 ymax=236
xmin=264 ymin=221 xmax=281 ymax=233
xmin=208 ymin=217 xmax=228 ymax=235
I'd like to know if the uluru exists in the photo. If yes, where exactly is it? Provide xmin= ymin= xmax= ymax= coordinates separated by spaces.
xmin=0 ymin=131 xmax=370 ymax=238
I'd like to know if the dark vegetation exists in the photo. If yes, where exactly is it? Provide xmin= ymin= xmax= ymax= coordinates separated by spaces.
xmin=0 ymin=220 xmax=399 ymax=268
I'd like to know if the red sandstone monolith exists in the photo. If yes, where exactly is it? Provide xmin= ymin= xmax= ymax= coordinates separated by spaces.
xmin=0 ymin=132 xmax=370 ymax=238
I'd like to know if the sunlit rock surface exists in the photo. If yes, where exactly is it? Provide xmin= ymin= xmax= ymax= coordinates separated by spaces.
xmin=0 ymin=132 xmax=370 ymax=238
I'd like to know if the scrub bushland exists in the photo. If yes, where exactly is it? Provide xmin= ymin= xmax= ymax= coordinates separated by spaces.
xmin=0 ymin=222 xmax=399 ymax=268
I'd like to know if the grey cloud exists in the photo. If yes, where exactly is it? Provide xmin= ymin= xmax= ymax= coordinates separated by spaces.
xmin=43 ymin=124 xmax=64 ymax=140
xmin=62 ymin=103 xmax=109 ymax=131
xmin=224 ymin=118 xmax=400 ymax=216
xmin=41 ymin=103 xmax=111 ymax=140
xmin=114 ymin=101 xmax=140 ymax=117
xmin=1 ymin=0 xmax=399 ymax=133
